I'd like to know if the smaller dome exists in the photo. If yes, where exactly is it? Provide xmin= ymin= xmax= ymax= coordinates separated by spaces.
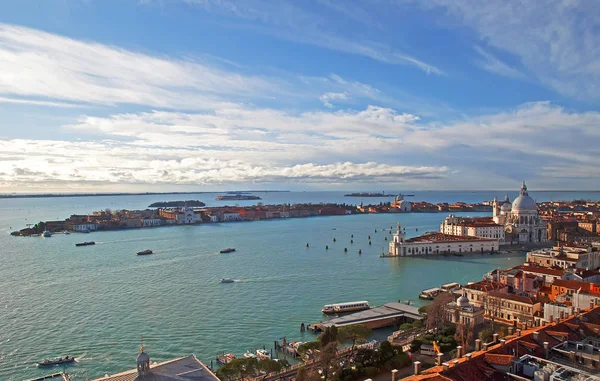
xmin=137 ymin=351 xmax=150 ymax=363
xmin=501 ymin=202 xmax=512 ymax=212
xmin=457 ymin=295 xmax=470 ymax=308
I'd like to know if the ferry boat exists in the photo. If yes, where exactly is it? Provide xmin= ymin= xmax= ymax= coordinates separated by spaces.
xmin=220 ymin=248 xmax=236 ymax=253
xmin=216 ymin=353 xmax=235 ymax=365
xmin=136 ymin=249 xmax=153 ymax=255
xmin=42 ymin=231 xmax=52 ymax=237
xmin=321 ymin=301 xmax=370 ymax=314
xmin=75 ymin=241 xmax=95 ymax=247
xmin=37 ymin=356 xmax=76 ymax=367
xmin=419 ymin=287 xmax=442 ymax=300
xmin=256 ymin=349 xmax=270 ymax=360
xmin=220 ymin=278 xmax=235 ymax=283
xmin=440 ymin=282 xmax=460 ymax=293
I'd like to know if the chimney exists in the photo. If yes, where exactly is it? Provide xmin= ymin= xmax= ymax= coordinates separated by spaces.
xmin=533 ymin=332 xmax=539 ymax=343
xmin=437 ymin=352 xmax=444 ymax=365
xmin=483 ymin=343 xmax=489 ymax=351
xmin=442 ymin=362 xmax=449 ymax=371
xmin=391 ymin=369 xmax=398 ymax=381
xmin=465 ymin=353 xmax=472 ymax=361
xmin=456 ymin=346 xmax=462 ymax=358
xmin=500 ymin=339 xmax=506 ymax=347
xmin=475 ymin=339 xmax=482 ymax=351
xmin=543 ymin=342 xmax=550 ymax=359
xmin=517 ymin=329 xmax=522 ymax=337
xmin=413 ymin=361 xmax=421 ymax=375
xmin=493 ymin=333 xmax=499 ymax=343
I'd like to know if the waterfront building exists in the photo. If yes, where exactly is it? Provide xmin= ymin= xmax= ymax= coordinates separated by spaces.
xmin=445 ymin=293 xmax=485 ymax=327
xmin=388 ymin=225 xmax=499 ymax=256
xmin=391 ymin=194 xmax=412 ymax=212
xmin=492 ymin=182 xmax=547 ymax=244
xmin=440 ymin=214 xmax=505 ymax=243
xmin=142 ymin=218 xmax=163 ymax=227
xmin=513 ymin=264 xmax=565 ymax=287
xmin=462 ymin=280 xmax=508 ymax=308
xmin=72 ymin=223 xmax=98 ymax=232
xmin=526 ymin=243 xmax=599 ymax=270
xmin=158 ymin=207 xmax=203 ymax=224
xmin=92 ymin=348 xmax=219 ymax=381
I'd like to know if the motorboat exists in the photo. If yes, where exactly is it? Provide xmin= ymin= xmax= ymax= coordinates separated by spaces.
xmin=42 ymin=231 xmax=52 ymax=237
xmin=216 ymin=353 xmax=236 ymax=365
xmin=75 ymin=241 xmax=95 ymax=247
xmin=243 ymin=351 xmax=257 ymax=359
xmin=37 ymin=356 xmax=76 ymax=367
xmin=137 ymin=249 xmax=153 ymax=255
xmin=256 ymin=349 xmax=270 ymax=360
xmin=220 ymin=248 xmax=236 ymax=253
xmin=220 ymin=278 xmax=235 ymax=283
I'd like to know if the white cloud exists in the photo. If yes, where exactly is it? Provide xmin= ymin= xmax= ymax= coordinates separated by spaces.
xmin=161 ymin=0 xmax=444 ymax=75
xmin=403 ymin=0 xmax=600 ymax=99
xmin=319 ymin=92 xmax=349 ymax=108
xmin=473 ymin=46 xmax=526 ymax=79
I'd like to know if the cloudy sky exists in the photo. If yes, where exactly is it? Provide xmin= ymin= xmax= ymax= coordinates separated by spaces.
xmin=0 ymin=0 xmax=599 ymax=193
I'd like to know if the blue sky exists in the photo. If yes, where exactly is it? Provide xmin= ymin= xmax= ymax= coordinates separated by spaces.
xmin=0 ymin=0 xmax=599 ymax=192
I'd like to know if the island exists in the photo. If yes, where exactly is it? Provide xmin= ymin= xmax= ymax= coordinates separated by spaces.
xmin=148 ymin=200 xmax=206 ymax=208
xmin=344 ymin=192 xmax=395 ymax=197
xmin=216 ymin=194 xmax=262 ymax=201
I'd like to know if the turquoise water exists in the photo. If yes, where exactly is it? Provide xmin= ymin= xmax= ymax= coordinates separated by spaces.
xmin=1 ymin=191 xmax=599 ymax=380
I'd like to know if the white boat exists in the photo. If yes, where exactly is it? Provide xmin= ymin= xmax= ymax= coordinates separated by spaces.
xmin=42 ymin=231 xmax=52 ymax=237
xmin=220 ymin=278 xmax=235 ymax=283
xmin=256 ymin=349 xmax=270 ymax=360
xmin=243 ymin=351 xmax=257 ymax=359
xmin=321 ymin=301 xmax=370 ymax=314
xmin=441 ymin=282 xmax=460 ymax=293
xmin=419 ymin=287 xmax=442 ymax=300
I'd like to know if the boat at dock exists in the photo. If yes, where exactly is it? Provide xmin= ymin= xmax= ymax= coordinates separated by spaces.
xmin=42 ymin=231 xmax=52 ymax=237
xmin=321 ymin=301 xmax=370 ymax=314
xmin=219 ymin=248 xmax=236 ymax=253
xmin=37 ymin=356 xmax=76 ymax=367
xmin=256 ymin=349 xmax=270 ymax=360
xmin=220 ymin=278 xmax=235 ymax=283
xmin=75 ymin=241 xmax=95 ymax=247
xmin=136 ymin=249 xmax=153 ymax=255
xmin=419 ymin=287 xmax=442 ymax=300
xmin=216 ymin=353 xmax=236 ymax=365
xmin=243 ymin=351 xmax=257 ymax=359
xmin=440 ymin=282 xmax=461 ymax=293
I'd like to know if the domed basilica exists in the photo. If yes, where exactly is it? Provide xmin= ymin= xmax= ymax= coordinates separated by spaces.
xmin=492 ymin=182 xmax=547 ymax=244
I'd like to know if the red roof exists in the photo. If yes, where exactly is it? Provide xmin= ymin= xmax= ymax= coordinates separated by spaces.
xmin=552 ymin=279 xmax=595 ymax=291
xmin=484 ymin=354 xmax=514 ymax=366
xmin=488 ymin=291 xmax=537 ymax=305
xmin=405 ymin=232 xmax=497 ymax=243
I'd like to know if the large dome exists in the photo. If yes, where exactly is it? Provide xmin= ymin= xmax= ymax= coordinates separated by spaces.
xmin=512 ymin=181 xmax=537 ymax=212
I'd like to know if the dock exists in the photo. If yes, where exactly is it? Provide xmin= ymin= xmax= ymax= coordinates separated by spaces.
xmin=310 ymin=302 xmax=422 ymax=332
xmin=26 ymin=373 xmax=69 ymax=381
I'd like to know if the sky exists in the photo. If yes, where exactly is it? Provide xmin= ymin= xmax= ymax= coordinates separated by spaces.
xmin=0 ymin=0 xmax=599 ymax=193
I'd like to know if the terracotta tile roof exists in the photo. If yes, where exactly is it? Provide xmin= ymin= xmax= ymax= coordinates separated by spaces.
xmin=463 ymin=281 xmax=505 ymax=292
xmin=488 ymin=291 xmax=537 ymax=305
xmin=484 ymin=354 xmax=514 ymax=366
xmin=517 ymin=265 xmax=565 ymax=277
xmin=552 ymin=279 xmax=594 ymax=290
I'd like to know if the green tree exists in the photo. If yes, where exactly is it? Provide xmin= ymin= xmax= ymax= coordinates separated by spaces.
xmin=257 ymin=358 xmax=287 ymax=381
xmin=296 ymin=365 xmax=320 ymax=381
xmin=215 ymin=357 xmax=258 ymax=381
xmin=318 ymin=326 xmax=339 ymax=348
xmin=478 ymin=328 xmax=493 ymax=342
xmin=297 ymin=341 xmax=320 ymax=356
xmin=338 ymin=325 xmax=372 ymax=352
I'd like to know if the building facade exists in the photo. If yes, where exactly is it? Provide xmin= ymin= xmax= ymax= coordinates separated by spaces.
xmin=388 ymin=226 xmax=499 ymax=256
xmin=440 ymin=215 xmax=505 ymax=243
xmin=492 ymin=182 xmax=547 ymax=244
xmin=526 ymin=244 xmax=600 ymax=270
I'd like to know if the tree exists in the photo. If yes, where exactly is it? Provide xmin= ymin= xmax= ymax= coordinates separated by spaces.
xmin=297 ymin=341 xmax=320 ymax=356
xmin=257 ymin=358 xmax=287 ymax=381
xmin=338 ymin=325 xmax=372 ymax=353
xmin=296 ymin=365 xmax=320 ymax=381
xmin=215 ymin=357 xmax=258 ymax=381
xmin=454 ymin=322 xmax=475 ymax=352
xmin=319 ymin=342 xmax=339 ymax=380
xmin=483 ymin=294 xmax=502 ymax=331
xmin=426 ymin=293 xmax=455 ymax=332
xmin=478 ymin=328 xmax=493 ymax=343
xmin=319 ymin=326 xmax=338 ymax=348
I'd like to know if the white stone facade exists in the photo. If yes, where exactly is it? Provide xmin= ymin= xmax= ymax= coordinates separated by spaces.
xmin=440 ymin=214 xmax=505 ymax=244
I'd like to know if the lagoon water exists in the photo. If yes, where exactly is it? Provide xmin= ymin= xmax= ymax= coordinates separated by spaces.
xmin=1 ymin=190 xmax=599 ymax=380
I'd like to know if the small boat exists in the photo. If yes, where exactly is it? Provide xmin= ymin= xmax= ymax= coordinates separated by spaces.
xmin=37 ymin=356 xmax=76 ymax=367
xmin=75 ymin=241 xmax=95 ymax=247
xmin=42 ymin=231 xmax=52 ymax=237
xmin=220 ymin=278 xmax=235 ymax=283
xmin=216 ymin=353 xmax=236 ymax=365
xmin=220 ymin=248 xmax=236 ymax=253
xmin=453 ymin=253 xmax=464 ymax=257
xmin=137 ymin=249 xmax=153 ymax=255
xmin=256 ymin=349 xmax=270 ymax=360
xmin=243 ymin=351 xmax=257 ymax=359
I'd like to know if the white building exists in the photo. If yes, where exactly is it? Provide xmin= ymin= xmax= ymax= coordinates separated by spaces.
xmin=391 ymin=194 xmax=412 ymax=212
xmin=440 ymin=214 xmax=505 ymax=243
xmin=388 ymin=225 xmax=499 ymax=256
xmin=72 ymin=223 xmax=98 ymax=232
xmin=142 ymin=218 xmax=163 ymax=227
xmin=176 ymin=207 xmax=202 ymax=224
xmin=221 ymin=212 xmax=243 ymax=222
xmin=526 ymin=244 xmax=600 ymax=270
xmin=445 ymin=293 xmax=485 ymax=327
xmin=492 ymin=182 xmax=547 ymax=244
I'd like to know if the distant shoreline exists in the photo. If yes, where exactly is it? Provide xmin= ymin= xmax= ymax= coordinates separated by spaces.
xmin=0 ymin=191 xmax=290 ymax=199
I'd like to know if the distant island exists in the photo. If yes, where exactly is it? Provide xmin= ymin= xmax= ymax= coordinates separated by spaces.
xmin=344 ymin=192 xmax=396 ymax=197
xmin=148 ymin=200 xmax=206 ymax=208
xmin=216 ymin=194 xmax=262 ymax=201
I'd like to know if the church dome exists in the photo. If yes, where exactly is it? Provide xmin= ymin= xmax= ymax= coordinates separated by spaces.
xmin=457 ymin=295 xmax=470 ymax=308
xmin=501 ymin=202 xmax=512 ymax=212
xmin=511 ymin=181 xmax=537 ymax=212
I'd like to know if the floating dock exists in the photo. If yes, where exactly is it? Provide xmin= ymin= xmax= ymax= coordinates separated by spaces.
xmin=26 ymin=373 xmax=69 ymax=381
xmin=310 ymin=302 xmax=421 ymax=332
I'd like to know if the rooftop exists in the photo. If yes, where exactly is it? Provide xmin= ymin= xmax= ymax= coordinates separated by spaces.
xmin=319 ymin=302 xmax=421 ymax=328
xmin=405 ymin=232 xmax=497 ymax=244
xmin=488 ymin=291 xmax=538 ymax=305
